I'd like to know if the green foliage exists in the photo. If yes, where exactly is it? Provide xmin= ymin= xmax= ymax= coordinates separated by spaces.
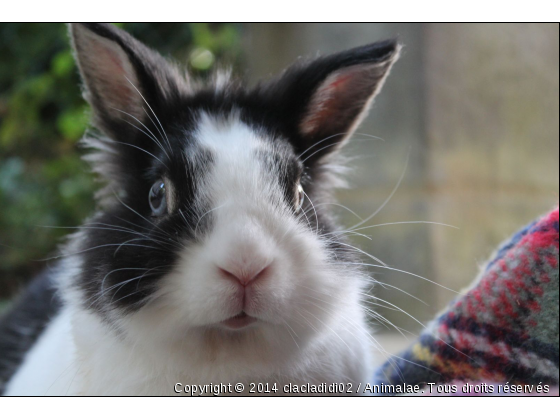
xmin=0 ymin=23 xmax=241 ymax=297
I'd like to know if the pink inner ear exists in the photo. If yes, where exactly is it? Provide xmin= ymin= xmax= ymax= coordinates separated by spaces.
xmin=328 ymin=72 xmax=354 ymax=90
xmin=300 ymin=66 xmax=365 ymax=137
xmin=94 ymin=43 xmax=124 ymax=72
xmin=88 ymin=40 xmax=140 ymax=116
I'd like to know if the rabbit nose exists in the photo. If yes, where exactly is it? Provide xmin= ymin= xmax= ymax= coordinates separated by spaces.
xmin=217 ymin=263 xmax=271 ymax=286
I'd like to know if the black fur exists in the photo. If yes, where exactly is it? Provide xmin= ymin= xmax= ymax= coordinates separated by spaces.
xmin=78 ymin=146 xmax=216 ymax=313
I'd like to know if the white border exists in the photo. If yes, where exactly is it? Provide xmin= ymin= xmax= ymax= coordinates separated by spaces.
xmin=2 ymin=2 xmax=559 ymax=23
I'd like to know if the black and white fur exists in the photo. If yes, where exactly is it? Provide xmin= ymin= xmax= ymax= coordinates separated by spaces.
xmin=0 ymin=23 xmax=400 ymax=395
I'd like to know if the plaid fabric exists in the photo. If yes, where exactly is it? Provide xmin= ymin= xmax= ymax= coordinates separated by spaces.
xmin=375 ymin=207 xmax=559 ymax=389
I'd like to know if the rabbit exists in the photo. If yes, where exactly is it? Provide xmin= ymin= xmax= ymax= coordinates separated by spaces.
xmin=0 ymin=23 xmax=400 ymax=395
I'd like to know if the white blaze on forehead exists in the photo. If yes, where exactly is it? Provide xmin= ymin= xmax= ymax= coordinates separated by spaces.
xmin=195 ymin=111 xmax=265 ymax=154
xmin=186 ymin=112 xmax=293 ymax=304
xmin=193 ymin=112 xmax=282 ymax=211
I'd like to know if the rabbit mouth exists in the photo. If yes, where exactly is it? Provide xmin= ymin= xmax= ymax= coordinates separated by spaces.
xmin=220 ymin=311 xmax=257 ymax=330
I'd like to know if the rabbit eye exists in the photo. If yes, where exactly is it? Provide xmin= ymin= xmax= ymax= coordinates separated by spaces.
xmin=149 ymin=180 xmax=167 ymax=216
xmin=295 ymin=184 xmax=305 ymax=213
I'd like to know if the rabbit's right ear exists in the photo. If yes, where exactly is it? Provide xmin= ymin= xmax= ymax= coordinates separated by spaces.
xmin=69 ymin=23 xmax=186 ymax=139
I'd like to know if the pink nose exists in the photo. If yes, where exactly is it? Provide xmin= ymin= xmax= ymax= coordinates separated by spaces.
xmin=218 ymin=264 xmax=271 ymax=286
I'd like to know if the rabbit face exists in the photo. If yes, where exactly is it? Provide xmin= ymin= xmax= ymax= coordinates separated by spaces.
xmin=65 ymin=23 xmax=400 ymax=369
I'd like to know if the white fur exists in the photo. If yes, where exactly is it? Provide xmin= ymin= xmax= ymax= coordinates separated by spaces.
xmin=8 ymin=114 xmax=373 ymax=395
xmin=4 ymin=308 xmax=78 ymax=396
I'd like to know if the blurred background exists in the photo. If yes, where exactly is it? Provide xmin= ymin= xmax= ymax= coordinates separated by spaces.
xmin=0 ymin=23 xmax=558 ymax=359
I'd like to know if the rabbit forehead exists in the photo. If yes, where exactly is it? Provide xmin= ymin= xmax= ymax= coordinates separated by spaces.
xmin=191 ymin=111 xmax=300 ymax=211
xmin=194 ymin=111 xmax=268 ymax=157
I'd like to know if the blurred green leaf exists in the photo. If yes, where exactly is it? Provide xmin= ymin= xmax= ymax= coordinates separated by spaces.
xmin=56 ymin=106 xmax=89 ymax=140
xmin=190 ymin=47 xmax=215 ymax=70
xmin=51 ymin=50 xmax=74 ymax=77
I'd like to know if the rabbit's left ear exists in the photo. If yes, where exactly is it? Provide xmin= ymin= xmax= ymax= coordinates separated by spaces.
xmin=263 ymin=40 xmax=401 ymax=162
